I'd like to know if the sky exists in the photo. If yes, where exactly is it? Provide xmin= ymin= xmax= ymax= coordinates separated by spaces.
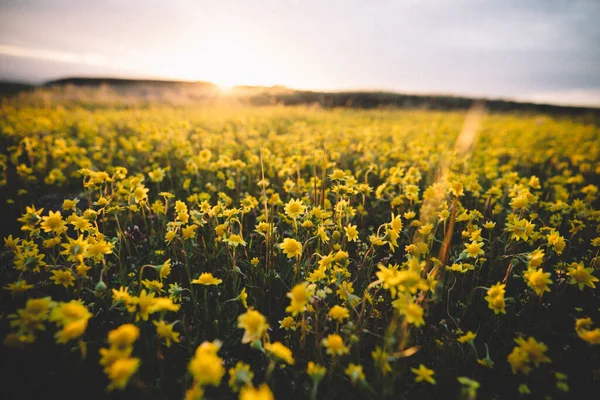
xmin=0 ymin=0 xmax=599 ymax=106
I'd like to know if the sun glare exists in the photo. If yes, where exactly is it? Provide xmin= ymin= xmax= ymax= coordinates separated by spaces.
xmin=154 ymin=33 xmax=280 ymax=88
xmin=216 ymin=83 xmax=235 ymax=93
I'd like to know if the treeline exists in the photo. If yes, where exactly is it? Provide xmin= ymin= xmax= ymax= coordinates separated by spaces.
xmin=1 ymin=78 xmax=598 ymax=121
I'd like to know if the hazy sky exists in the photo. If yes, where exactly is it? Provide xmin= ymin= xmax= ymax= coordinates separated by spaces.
xmin=1 ymin=0 xmax=599 ymax=106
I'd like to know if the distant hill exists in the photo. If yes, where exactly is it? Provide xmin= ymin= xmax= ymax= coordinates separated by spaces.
xmin=45 ymin=77 xmax=215 ymax=88
xmin=254 ymin=90 xmax=600 ymax=118
xmin=0 ymin=81 xmax=33 ymax=96
xmin=1 ymin=77 xmax=599 ymax=120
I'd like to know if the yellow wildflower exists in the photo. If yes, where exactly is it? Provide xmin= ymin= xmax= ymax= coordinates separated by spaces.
xmin=328 ymin=305 xmax=350 ymax=323
xmin=345 ymin=363 xmax=365 ymax=384
xmin=153 ymin=320 xmax=180 ymax=347
xmin=344 ymin=224 xmax=359 ymax=242
xmin=237 ymin=308 xmax=269 ymax=344
xmin=284 ymin=198 xmax=305 ymax=219
xmin=188 ymin=340 xmax=225 ymax=387
xmin=280 ymin=238 xmax=302 ymax=259
xmin=286 ymin=283 xmax=312 ymax=315
xmin=191 ymin=272 xmax=223 ymax=285
xmin=458 ymin=331 xmax=477 ymax=344
xmin=322 ymin=334 xmax=349 ymax=356
xmin=49 ymin=269 xmax=75 ymax=288
xmin=464 ymin=240 xmax=484 ymax=258
xmin=524 ymin=268 xmax=552 ymax=296
xmin=239 ymin=384 xmax=274 ymax=400
xmin=107 ymin=357 xmax=140 ymax=391
xmin=265 ymin=341 xmax=295 ymax=364
xmin=567 ymin=262 xmax=598 ymax=290
xmin=412 ymin=364 xmax=436 ymax=384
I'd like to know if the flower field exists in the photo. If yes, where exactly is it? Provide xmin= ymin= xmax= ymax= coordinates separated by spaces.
xmin=1 ymin=96 xmax=599 ymax=399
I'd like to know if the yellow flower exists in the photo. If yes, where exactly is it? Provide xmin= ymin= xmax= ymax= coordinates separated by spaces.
xmin=237 ymin=308 xmax=269 ymax=344
xmin=506 ymin=217 xmax=535 ymax=242
xmin=106 ymin=357 xmax=140 ymax=391
xmin=345 ymin=363 xmax=365 ymax=384
xmin=108 ymin=324 xmax=140 ymax=349
xmin=4 ymin=235 xmax=20 ymax=252
xmin=403 ymin=302 xmax=425 ymax=327
xmin=507 ymin=345 xmax=530 ymax=374
xmin=484 ymin=282 xmax=507 ymax=315
xmin=182 ymin=224 xmax=198 ymax=239
xmin=192 ymin=272 xmax=223 ymax=286
xmin=142 ymin=279 xmax=164 ymax=293
xmin=188 ymin=341 xmax=225 ymax=387
xmin=483 ymin=221 xmax=496 ymax=230
xmin=49 ymin=269 xmax=75 ymax=288
xmin=524 ymin=268 xmax=552 ymax=296
xmin=17 ymin=205 xmax=44 ymax=231
xmin=527 ymin=248 xmax=544 ymax=268
xmin=508 ymin=336 xmax=551 ymax=375
xmin=50 ymin=300 xmax=92 ymax=327
xmin=477 ymin=357 xmax=494 ymax=368
xmin=329 ymin=169 xmax=346 ymax=180
xmin=547 ymin=230 xmax=566 ymax=254
xmin=159 ymin=259 xmax=172 ymax=280
xmin=112 ymin=286 xmax=131 ymax=303
xmin=148 ymin=167 xmax=166 ymax=182
xmin=575 ymin=318 xmax=600 ymax=345
xmin=371 ymin=346 xmax=392 ymax=375
xmin=153 ymin=320 xmax=180 ymax=347
xmin=567 ymin=262 xmax=598 ymax=290
xmin=264 ymin=341 xmax=295 ymax=365
xmin=149 ymin=297 xmax=181 ymax=313
xmin=458 ymin=331 xmax=477 ymax=344
xmin=390 ymin=214 xmax=403 ymax=233
xmin=239 ymin=384 xmax=274 ymax=400
xmin=450 ymin=181 xmax=464 ymax=197
xmin=286 ymin=283 xmax=312 ymax=315
xmin=307 ymin=361 xmax=326 ymax=380
xmin=165 ymin=230 xmax=177 ymax=243
xmin=464 ymin=240 xmax=484 ymax=258
xmin=168 ymin=283 xmax=183 ymax=303
xmin=284 ymin=198 xmax=305 ymax=219
xmin=328 ymin=305 xmax=350 ymax=323
xmin=279 ymin=316 xmax=297 ymax=331
xmin=412 ymin=364 xmax=436 ymax=384
xmin=18 ymin=297 xmax=52 ymax=324
xmin=336 ymin=281 xmax=354 ymax=302
xmin=228 ymin=361 xmax=254 ymax=392
xmin=225 ymin=234 xmax=247 ymax=247
xmin=239 ymin=287 xmax=248 ymax=308
xmin=43 ymin=236 xmax=61 ymax=248
xmin=419 ymin=223 xmax=433 ymax=235
xmin=60 ymin=235 xmax=88 ymax=263
xmin=85 ymin=240 xmax=114 ymax=259
xmin=40 ymin=210 xmax=67 ymax=234
xmin=55 ymin=319 xmax=89 ymax=344
xmin=99 ymin=344 xmax=131 ymax=370
xmin=134 ymin=290 xmax=157 ymax=321
xmin=322 ymin=334 xmax=349 ymax=356
xmin=280 ymin=238 xmax=302 ymax=259
xmin=4 ymin=280 xmax=34 ymax=295
xmin=344 ymin=224 xmax=359 ymax=242
xmin=334 ymin=250 xmax=349 ymax=264
xmin=516 ymin=337 xmax=551 ymax=366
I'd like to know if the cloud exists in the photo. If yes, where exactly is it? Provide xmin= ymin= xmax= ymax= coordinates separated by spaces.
xmin=516 ymin=88 xmax=600 ymax=107
xmin=0 ymin=44 xmax=108 ymax=66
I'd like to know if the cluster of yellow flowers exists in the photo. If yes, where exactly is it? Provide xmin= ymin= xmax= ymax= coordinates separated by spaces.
xmin=507 ymin=337 xmax=551 ymax=375
xmin=99 ymin=324 xmax=141 ymax=390
xmin=1 ymin=100 xmax=599 ymax=398
xmin=187 ymin=341 xmax=226 ymax=399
